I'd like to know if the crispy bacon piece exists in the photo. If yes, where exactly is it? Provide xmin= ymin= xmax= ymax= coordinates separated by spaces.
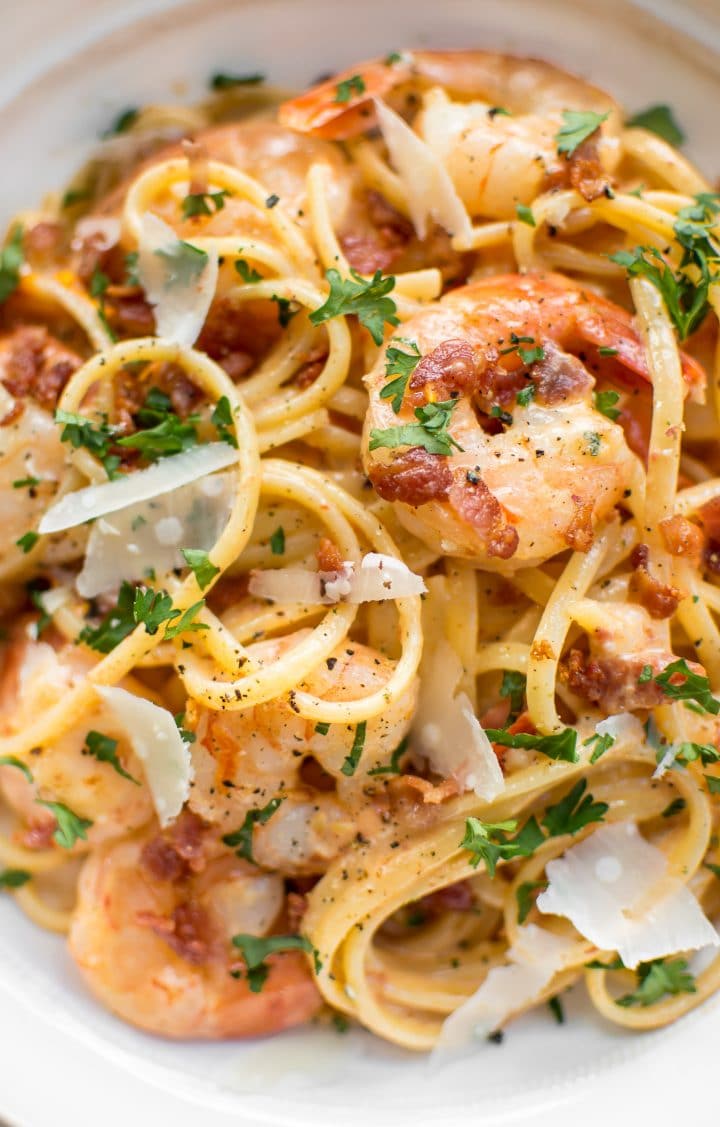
xmin=629 ymin=544 xmax=681 ymax=619
xmin=532 ymin=343 xmax=593 ymax=406
xmin=449 ymin=475 xmax=519 ymax=559
xmin=287 ymin=891 xmax=309 ymax=932
xmin=316 ymin=537 xmax=344 ymax=572
xmin=699 ymin=497 xmax=720 ymax=541
xmin=340 ymin=190 xmax=413 ymax=275
xmin=659 ymin=515 xmax=704 ymax=565
xmin=369 ymin=446 xmax=453 ymax=506
xmin=399 ymin=774 xmax=459 ymax=804
xmin=140 ymin=811 xmax=206 ymax=882
xmin=567 ymin=135 xmax=611 ymax=201
xmin=138 ymin=901 xmax=211 ymax=964
xmin=106 ymin=291 xmax=156 ymax=337
xmin=564 ymin=497 xmax=595 ymax=551
xmin=419 ymin=880 xmax=475 ymax=914
xmin=0 ymin=326 xmax=80 ymax=410
xmin=409 ymin=338 xmax=479 ymax=403
xmin=560 ymin=648 xmax=664 ymax=712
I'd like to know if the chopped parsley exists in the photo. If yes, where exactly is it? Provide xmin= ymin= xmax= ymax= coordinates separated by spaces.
xmin=0 ymin=755 xmax=33 ymax=783
xmin=598 ymin=346 xmax=619 ymax=357
xmin=0 ymin=225 xmax=24 ymax=304
xmin=83 ymin=730 xmax=139 ymax=784
xmin=638 ymin=664 xmax=653 ymax=684
xmin=461 ymin=816 xmax=544 ymax=877
xmin=61 ymin=187 xmax=91 ymax=209
xmin=314 ymin=721 xmax=331 ymax=736
xmin=101 ymin=107 xmax=139 ymax=138
xmin=616 ymin=957 xmax=696 ymax=1007
xmin=541 ymin=779 xmax=608 ymax=837
xmin=181 ymin=189 xmax=230 ymax=219
xmin=594 ymin=389 xmax=621 ymax=421
xmin=625 ymin=104 xmax=684 ymax=146
xmin=499 ymin=332 xmax=545 ymax=366
xmin=181 ymin=548 xmax=220 ymax=591
xmin=155 ymin=239 xmax=209 ymax=287
xmin=515 ymin=203 xmax=536 ymax=227
xmin=265 ymin=193 xmax=280 ymax=209
xmin=367 ymin=736 xmax=408 ymax=777
xmin=15 ymin=531 xmax=39 ymax=554
xmin=661 ymin=797 xmax=687 ymax=818
xmin=334 ymin=75 xmax=366 ymax=104
xmin=490 ymin=404 xmax=513 ymax=426
xmin=583 ymin=731 xmax=616 ymax=764
xmin=271 ymin=294 xmax=299 ymax=328
xmin=29 ymin=587 xmax=51 ymax=637
xmin=516 ymin=383 xmax=536 ymax=408
xmin=379 ymin=339 xmax=422 ymax=414
xmin=705 ymin=775 xmax=720 ymax=795
xmin=269 ymin=527 xmax=285 ymax=555
xmin=499 ymin=670 xmax=526 ymax=724
xmin=174 ymin=712 xmax=196 ymax=744
xmin=89 ymin=267 xmax=117 ymax=342
xmin=211 ymin=395 xmax=238 ymax=448
xmin=548 ymin=996 xmax=565 ymax=1024
xmin=310 ymin=268 xmax=399 ymax=346
xmin=672 ymin=742 xmax=720 ymax=767
xmin=584 ymin=431 xmax=602 ymax=456
xmin=654 ymin=658 xmax=720 ymax=714
xmin=231 ymin=933 xmax=318 ymax=992
xmin=369 ymin=399 xmax=463 ymax=456
xmin=55 ymin=409 xmax=120 ymax=479
xmin=341 ymin=722 xmax=367 ymax=777
xmin=78 ymin=581 xmax=207 ymax=653
xmin=516 ymin=879 xmax=547 ymax=924
xmin=0 ymin=869 xmax=31 ymax=890
xmin=484 ymin=726 xmax=579 ymax=763
xmin=555 ymin=109 xmax=610 ymax=156
xmin=36 ymin=800 xmax=93 ymax=849
xmin=235 ymin=257 xmax=262 ymax=283
xmin=210 ymin=72 xmax=265 ymax=90
xmin=222 ymin=797 xmax=285 ymax=863
xmin=13 ymin=476 xmax=41 ymax=490
xmin=125 ymin=250 xmax=140 ymax=287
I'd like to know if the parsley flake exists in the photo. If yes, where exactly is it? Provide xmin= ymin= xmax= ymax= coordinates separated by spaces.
xmin=181 ymin=548 xmax=220 ymax=590
xmin=584 ymin=431 xmax=602 ymax=456
xmin=0 ymin=755 xmax=33 ymax=783
xmin=55 ymin=409 xmax=121 ymax=479
xmin=379 ymin=339 xmax=422 ymax=413
xmin=626 ymin=104 xmax=684 ymax=146
xmin=83 ymin=730 xmax=139 ymax=784
xmin=341 ymin=722 xmax=367 ymax=777
xmin=181 ymin=190 xmax=230 ymax=220
xmin=0 ymin=869 xmax=31 ymax=890
xmin=555 ymin=109 xmax=610 ymax=156
xmin=0 ymin=225 xmax=24 ymax=304
xmin=485 ymin=726 xmax=578 ymax=763
xmin=541 ymin=779 xmax=608 ymax=838
xmin=369 ymin=399 xmax=463 ymax=456
xmin=222 ymin=797 xmax=285 ymax=863
xmin=654 ymin=658 xmax=719 ymax=714
xmin=499 ymin=670 xmax=526 ymax=723
xmin=231 ymin=933 xmax=318 ymax=992
xmin=461 ymin=816 xmax=544 ymax=877
xmin=334 ymin=75 xmax=366 ymax=104
xmin=269 ymin=527 xmax=285 ymax=555
xmin=310 ymin=268 xmax=399 ymax=345
xmin=594 ymin=389 xmax=621 ymax=421
xmin=36 ymin=800 xmax=93 ymax=849
xmin=367 ymin=736 xmax=408 ymax=776
xmin=15 ymin=531 xmax=39 ymax=554
xmin=583 ymin=731 xmax=616 ymax=763
xmin=235 ymin=256 xmax=262 ymax=283
xmin=271 ymin=294 xmax=299 ymax=328
xmin=516 ymin=879 xmax=548 ymax=924
xmin=210 ymin=72 xmax=265 ymax=90
xmin=102 ymin=107 xmax=139 ymax=138
xmin=515 ymin=203 xmax=536 ymax=227
xmin=616 ymin=957 xmax=695 ymax=1007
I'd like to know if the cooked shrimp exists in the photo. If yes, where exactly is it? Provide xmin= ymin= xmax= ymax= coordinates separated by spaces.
xmin=362 ymin=272 xmax=703 ymax=570
xmin=69 ymin=817 xmax=321 ymax=1038
xmin=0 ymin=625 xmax=153 ymax=848
xmin=279 ymin=50 xmax=622 ymax=218
xmin=188 ymin=632 xmax=417 ymax=874
xmin=0 ymin=326 xmax=82 ymax=578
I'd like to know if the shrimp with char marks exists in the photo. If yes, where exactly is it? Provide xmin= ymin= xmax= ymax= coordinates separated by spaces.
xmin=279 ymin=50 xmax=622 ymax=218
xmin=362 ymin=272 xmax=704 ymax=570
xmin=188 ymin=632 xmax=417 ymax=875
xmin=69 ymin=814 xmax=321 ymax=1038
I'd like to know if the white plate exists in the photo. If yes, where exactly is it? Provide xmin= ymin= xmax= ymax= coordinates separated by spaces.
xmin=1 ymin=2 xmax=720 ymax=1124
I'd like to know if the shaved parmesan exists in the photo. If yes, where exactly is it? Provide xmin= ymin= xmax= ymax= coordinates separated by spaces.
xmin=594 ymin=713 xmax=644 ymax=745
xmin=39 ymin=443 xmax=238 ymax=534
xmin=136 ymin=211 xmax=218 ymax=345
xmin=374 ymin=99 xmax=472 ymax=242
xmin=537 ymin=822 xmax=719 ymax=968
xmin=248 ymin=553 xmax=426 ymax=605
xmin=434 ymin=926 xmax=574 ymax=1054
xmin=73 ymin=216 xmax=121 ymax=252
xmin=413 ymin=639 xmax=504 ymax=801
xmin=95 ymin=686 xmax=192 ymax=826
xmin=77 ymin=472 xmax=234 ymax=597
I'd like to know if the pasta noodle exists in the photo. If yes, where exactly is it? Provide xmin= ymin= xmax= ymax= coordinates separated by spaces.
xmin=1 ymin=47 xmax=719 ymax=1053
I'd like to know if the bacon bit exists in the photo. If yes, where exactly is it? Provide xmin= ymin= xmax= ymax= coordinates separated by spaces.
xmin=287 ymin=891 xmax=309 ymax=932
xmin=316 ymin=537 xmax=344 ymax=572
xmin=369 ymin=445 xmax=453 ymax=506
xmin=340 ymin=190 xmax=413 ymax=274
xmin=699 ymin=497 xmax=720 ymax=541
xmin=564 ymin=496 xmax=595 ymax=552
xmin=197 ymin=297 xmax=281 ymax=379
xmin=0 ymin=399 xmax=24 ymax=427
xmin=106 ymin=291 xmax=156 ymax=337
xmin=659 ymin=515 xmax=704 ymax=564
xmin=560 ymin=648 xmax=664 ymax=712
xmin=480 ymin=699 xmax=511 ymax=730
xmin=207 ymin=574 xmax=250 ymax=615
xmin=629 ymin=544 xmax=681 ymax=619
xmin=0 ymin=326 xmax=80 ymax=410
xmin=567 ymin=135 xmax=611 ymax=202
xmin=419 ymin=880 xmax=475 ymax=914
xmin=20 ymin=820 xmax=57 ymax=851
xmin=533 ymin=343 xmax=593 ymax=406
xmin=168 ymin=811 xmax=207 ymax=871
xmin=140 ymin=836 xmax=187 ymax=882
xmin=449 ymin=475 xmax=519 ymax=559
xmin=530 ymin=640 xmax=555 ymax=661
xmin=400 ymin=774 xmax=459 ymax=805
xmin=114 ymin=361 xmax=203 ymax=430
xmin=138 ymin=901 xmax=211 ymax=964
xmin=408 ymin=338 xmax=479 ymax=404
xmin=295 ymin=347 xmax=328 ymax=389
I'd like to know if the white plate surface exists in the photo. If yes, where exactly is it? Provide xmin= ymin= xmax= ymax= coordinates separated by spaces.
xmin=1 ymin=2 xmax=719 ymax=1124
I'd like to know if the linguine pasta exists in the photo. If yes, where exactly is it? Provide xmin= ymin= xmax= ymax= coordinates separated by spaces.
xmin=1 ymin=48 xmax=720 ymax=1051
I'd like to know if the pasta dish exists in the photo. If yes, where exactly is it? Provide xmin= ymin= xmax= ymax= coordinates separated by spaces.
xmin=2 ymin=48 xmax=720 ymax=1052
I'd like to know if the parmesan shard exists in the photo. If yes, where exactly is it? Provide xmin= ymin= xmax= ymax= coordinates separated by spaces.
xmin=39 ymin=443 xmax=238 ymax=534
xmin=537 ymin=821 xmax=720 ymax=968
xmin=248 ymin=553 xmax=426 ymax=605
xmin=374 ymin=99 xmax=473 ymax=242
xmin=433 ymin=925 xmax=575 ymax=1055
xmin=94 ymin=686 xmax=193 ymax=827
xmin=136 ymin=211 xmax=219 ymax=345
xmin=413 ymin=639 xmax=504 ymax=801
